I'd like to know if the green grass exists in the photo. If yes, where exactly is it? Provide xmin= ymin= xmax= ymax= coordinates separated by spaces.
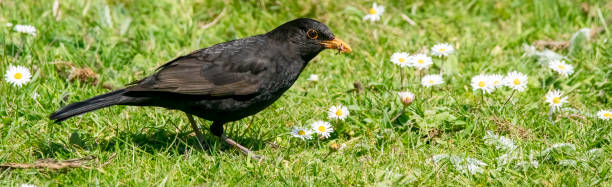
xmin=1 ymin=0 xmax=612 ymax=185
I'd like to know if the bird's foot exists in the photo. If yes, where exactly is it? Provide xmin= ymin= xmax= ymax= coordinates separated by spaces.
xmin=221 ymin=135 xmax=264 ymax=161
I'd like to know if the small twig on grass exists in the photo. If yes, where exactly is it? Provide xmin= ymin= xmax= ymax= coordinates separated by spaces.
xmin=346 ymin=81 xmax=365 ymax=94
xmin=400 ymin=13 xmax=416 ymax=26
xmin=185 ymin=147 xmax=191 ymax=160
xmin=1 ymin=156 xmax=96 ymax=170
xmin=354 ymin=81 xmax=364 ymax=94
xmin=201 ymin=8 xmax=227 ymax=30
xmin=558 ymin=113 xmax=587 ymax=121
xmin=0 ymin=153 xmax=118 ymax=172
xmin=99 ymin=153 xmax=117 ymax=168
xmin=533 ymin=39 xmax=569 ymax=50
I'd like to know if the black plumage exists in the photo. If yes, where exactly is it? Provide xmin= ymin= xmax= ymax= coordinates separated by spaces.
xmin=49 ymin=18 xmax=351 ymax=159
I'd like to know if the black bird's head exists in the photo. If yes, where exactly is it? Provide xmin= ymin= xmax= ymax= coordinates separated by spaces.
xmin=267 ymin=18 xmax=351 ymax=60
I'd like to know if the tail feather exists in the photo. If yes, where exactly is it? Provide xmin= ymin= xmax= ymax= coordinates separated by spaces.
xmin=49 ymin=89 xmax=128 ymax=122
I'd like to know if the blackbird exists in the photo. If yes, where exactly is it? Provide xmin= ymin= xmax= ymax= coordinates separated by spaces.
xmin=49 ymin=18 xmax=351 ymax=160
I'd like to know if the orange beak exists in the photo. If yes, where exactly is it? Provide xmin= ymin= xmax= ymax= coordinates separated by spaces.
xmin=321 ymin=38 xmax=352 ymax=53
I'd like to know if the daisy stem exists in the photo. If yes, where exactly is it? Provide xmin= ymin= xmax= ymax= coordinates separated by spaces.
xmin=391 ymin=106 xmax=407 ymax=123
xmin=430 ymin=87 xmax=433 ymax=98
xmin=16 ymin=35 xmax=26 ymax=60
xmin=480 ymin=91 xmax=485 ymax=107
xmin=400 ymin=68 xmax=404 ymax=89
xmin=439 ymin=56 xmax=445 ymax=75
xmin=419 ymin=70 xmax=423 ymax=81
xmin=548 ymin=107 xmax=555 ymax=125
xmin=419 ymin=70 xmax=424 ymax=95
xmin=502 ymin=90 xmax=516 ymax=108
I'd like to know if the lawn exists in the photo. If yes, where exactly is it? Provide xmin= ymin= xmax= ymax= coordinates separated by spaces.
xmin=1 ymin=0 xmax=612 ymax=186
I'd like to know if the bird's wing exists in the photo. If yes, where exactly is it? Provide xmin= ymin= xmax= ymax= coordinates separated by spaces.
xmin=127 ymin=38 xmax=270 ymax=97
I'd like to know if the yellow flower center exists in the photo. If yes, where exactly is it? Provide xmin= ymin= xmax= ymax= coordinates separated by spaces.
xmin=558 ymin=65 xmax=565 ymax=70
xmin=398 ymin=58 xmax=405 ymax=63
xmin=604 ymin=113 xmax=612 ymax=118
xmin=440 ymin=48 xmax=446 ymax=52
xmin=336 ymin=109 xmax=343 ymax=116
xmin=417 ymin=59 xmax=424 ymax=64
xmin=428 ymin=80 xmax=434 ymax=84
xmin=478 ymin=81 xmax=485 ymax=87
xmin=402 ymin=97 xmax=412 ymax=103
xmin=14 ymin=72 xmax=23 ymax=79
xmin=369 ymin=8 xmax=377 ymax=15
xmin=552 ymin=97 xmax=561 ymax=104
xmin=513 ymin=79 xmax=521 ymax=85
xmin=318 ymin=126 xmax=326 ymax=132
xmin=298 ymin=130 xmax=305 ymax=136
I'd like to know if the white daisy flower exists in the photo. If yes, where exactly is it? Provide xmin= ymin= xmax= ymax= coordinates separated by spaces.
xmin=421 ymin=74 xmax=444 ymax=87
xmin=488 ymin=74 xmax=505 ymax=89
xmin=545 ymin=89 xmax=568 ymax=112
xmin=20 ymin=184 xmax=37 ymax=187
xmin=4 ymin=65 xmax=32 ymax=87
xmin=390 ymin=52 xmax=411 ymax=67
xmin=430 ymin=43 xmax=454 ymax=57
xmin=310 ymin=120 xmax=333 ymax=138
xmin=6 ymin=22 xmax=13 ymax=27
xmin=13 ymin=24 xmax=37 ymax=36
xmin=597 ymin=110 xmax=612 ymax=120
xmin=504 ymin=71 xmax=528 ymax=92
xmin=548 ymin=60 xmax=574 ymax=77
xmin=398 ymin=91 xmax=415 ymax=106
xmin=291 ymin=127 xmax=313 ymax=141
xmin=410 ymin=54 xmax=433 ymax=70
xmin=363 ymin=3 xmax=384 ymax=22
xmin=32 ymin=92 xmax=40 ymax=100
xmin=471 ymin=74 xmax=494 ymax=94
xmin=328 ymin=104 xmax=349 ymax=120
xmin=307 ymin=74 xmax=319 ymax=81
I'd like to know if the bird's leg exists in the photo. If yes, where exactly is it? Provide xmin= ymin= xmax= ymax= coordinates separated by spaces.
xmin=185 ymin=113 xmax=208 ymax=150
xmin=211 ymin=121 xmax=264 ymax=161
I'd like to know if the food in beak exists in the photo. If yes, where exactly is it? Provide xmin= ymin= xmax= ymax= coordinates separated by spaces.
xmin=321 ymin=38 xmax=352 ymax=53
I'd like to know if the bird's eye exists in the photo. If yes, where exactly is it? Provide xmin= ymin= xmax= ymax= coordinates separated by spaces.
xmin=306 ymin=29 xmax=318 ymax=40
